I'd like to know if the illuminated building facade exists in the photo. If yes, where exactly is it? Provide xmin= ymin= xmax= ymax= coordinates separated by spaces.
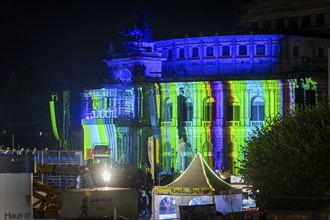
xmin=81 ymin=34 xmax=327 ymax=175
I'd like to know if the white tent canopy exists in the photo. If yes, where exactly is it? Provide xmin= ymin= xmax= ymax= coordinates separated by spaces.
xmin=165 ymin=153 xmax=240 ymax=193
xmin=152 ymin=153 xmax=242 ymax=219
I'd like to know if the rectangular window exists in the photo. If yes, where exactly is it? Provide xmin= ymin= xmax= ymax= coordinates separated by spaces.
xmin=276 ymin=19 xmax=284 ymax=30
xmin=203 ymin=104 xmax=216 ymax=122
xmin=293 ymin=46 xmax=299 ymax=57
xmin=251 ymin=106 xmax=258 ymax=121
xmin=289 ymin=17 xmax=297 ymax=30
xmin=168 ymin=49 xmax=173 ymax=60
xmin=251 ymin=105 xmax=264 ymax=121
xmin=227 ymin=105 xmax=240 ymax=121
xmin=302 ymin=16 xmax=311 ymax=28
xmin=251 ymin=22 xmax=258 ymax=28
xmin=192 ymin=47 xmax=199 ymax=58
xmin=239 ymin=45 xmax=247 ymax=56
xmin=206 ymin=46 xmax=214 ymax=57
xmin=263 ymin=20 xmax=271 ymax=29
xmin=179 ymin=48 xmax=185 ymax=59
xmin=316 ymin=14 xmax=325 ymax=26
xmin=227 ymin=106 xmax=233 ymax=121
xmin=318 ymin=48 xmax=324 ymax=59
xmin=256 ymin=45 xmax=265 ymax=55
xmin=222 ymin=46 xmax=230 ymax=56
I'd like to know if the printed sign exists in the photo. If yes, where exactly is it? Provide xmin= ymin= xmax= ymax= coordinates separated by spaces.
xmin=0 ymin=174 xmax=32 ymax=220
xmin=155 ymin=187 xmax=213 ymax=196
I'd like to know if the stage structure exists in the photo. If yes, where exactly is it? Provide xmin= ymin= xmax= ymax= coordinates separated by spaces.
xmin=81 ymin=21 xmax=326 ymax=175
xmin=50 ymin=80 xmax=74 ymax=151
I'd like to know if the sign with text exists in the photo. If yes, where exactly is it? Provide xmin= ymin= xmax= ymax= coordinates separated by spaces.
xmin=59 ymin=188 xmax=138 ymax=219
xmin=0 ymin=173 xmax=32 ymax=220
xmin=155 ymin=187 xmax=213 ymax=196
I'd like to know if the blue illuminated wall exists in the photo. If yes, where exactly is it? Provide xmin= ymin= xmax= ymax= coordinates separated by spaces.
xmin=154 ymin=35 xmax=283 ymax=77
xmin=81 ymin=34 xmax=322 ymax=174
xmin=81 ymin=85 xmax=137 ymax=161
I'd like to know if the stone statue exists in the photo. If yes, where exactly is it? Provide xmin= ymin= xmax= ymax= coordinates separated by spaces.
xmin=119 ymin=11 xmax=153 ymax=42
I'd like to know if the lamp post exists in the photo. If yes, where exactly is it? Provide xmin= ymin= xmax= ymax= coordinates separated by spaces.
xmin=12 ymin=133 xmax=14 ymax=149
xmin=143 ymin=162 xmax=148 ymax=190
xmin=102 ymin=171 xmax=111 ymax=187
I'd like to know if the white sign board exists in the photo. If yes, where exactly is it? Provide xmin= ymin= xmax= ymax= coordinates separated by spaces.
xmin=59 ymin=187 xmax=138 ymax=219
xmin=0 ymin=173 xmax=32 ymax=220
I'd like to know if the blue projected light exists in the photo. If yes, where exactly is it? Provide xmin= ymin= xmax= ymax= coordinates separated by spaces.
xmin=154 ymin=34 xmax=283 ymax=78
xmin=81 ymin=32 xmax=320 ymax=176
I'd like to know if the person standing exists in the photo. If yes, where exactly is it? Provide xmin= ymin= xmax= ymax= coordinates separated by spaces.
xmin=139 ymin=186 xmax=149 ymax=217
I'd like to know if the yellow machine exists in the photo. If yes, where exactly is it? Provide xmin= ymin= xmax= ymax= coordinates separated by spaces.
xmin=33 ymin=163 xmax=138 ymax=219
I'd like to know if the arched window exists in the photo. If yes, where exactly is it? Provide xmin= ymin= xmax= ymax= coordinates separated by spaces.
xmin=178 ymin=96 xmax=193 ymax=126
xmin=163 ymin=142 xmax=171 ymax=173
xmin=184 ymin=98 xmax=193 ymax=121
xmin=227 ymin=98 xmax=240 ymax=121
xmin=203 ymin=97 xmax=215 ymax=122
xmin=159 ymin=196 xmax=177 ymax=218
xmin=183 ymin=142 xmax=192 ymax=170
xmin=177 ymin=95 xmax=185 ymax=124
xmin=165 ymin=98 xmax=172 ymax=122
xmin=251 ymin=97 xmax=264 ymax=121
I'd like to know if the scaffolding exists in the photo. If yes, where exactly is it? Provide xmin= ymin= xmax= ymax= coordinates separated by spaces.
xmin=34 ymin=150 xmax=85 ymax=189
xmin=50 ymin=80 xmax=75 ymax=151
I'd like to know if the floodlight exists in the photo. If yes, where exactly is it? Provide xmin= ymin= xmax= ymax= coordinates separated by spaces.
xmin=102 ymin=172 xmax=111 ymax=182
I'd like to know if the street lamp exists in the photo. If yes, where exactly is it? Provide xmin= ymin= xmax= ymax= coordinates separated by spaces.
xmin=102 ymin=171 xmax=111 ymax=187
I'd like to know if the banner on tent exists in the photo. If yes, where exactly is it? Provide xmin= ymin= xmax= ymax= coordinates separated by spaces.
xmin=155 ymin=187 xmax=213 ymax=196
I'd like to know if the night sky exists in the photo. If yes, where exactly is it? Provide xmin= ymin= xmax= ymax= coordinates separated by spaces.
xmin=0 ymin=0 xmax=239 ymax=147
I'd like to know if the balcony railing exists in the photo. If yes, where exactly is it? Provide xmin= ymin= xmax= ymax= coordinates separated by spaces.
xmin=161 ymin=121 xmax=171 ymax=127
xmin=202 ymin=121 xmax=215 ymax=127
xmin=179 ymin=121 xmax=193 ymax=127
xmin=225 ymin=121 xmax=240 ymax=126
xmin=250 ymin=121 xmax=264 ymax=127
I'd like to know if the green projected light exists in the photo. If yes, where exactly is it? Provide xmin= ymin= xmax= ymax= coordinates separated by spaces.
xmin=80 ymin=77 xmax=316 ymax=175
xmin=49 ymin=100 xmax=60 ymax=141
xmin=82 ymin=123 xmax=117 ymax=160
xmin=154 ymin=78 xmax=315 ymax=175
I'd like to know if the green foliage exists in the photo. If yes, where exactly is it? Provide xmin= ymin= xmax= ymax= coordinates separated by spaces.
xmin=240 ymin=105 xmax=330 ymax=205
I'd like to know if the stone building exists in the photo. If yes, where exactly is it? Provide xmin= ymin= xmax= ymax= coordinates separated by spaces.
xmin=237 ymin=0 xmax=330 ymax=37
xmin=81 ymin=32 xmax=328 ymax=175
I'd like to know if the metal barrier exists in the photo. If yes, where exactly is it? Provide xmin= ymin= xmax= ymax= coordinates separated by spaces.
xmin=34 ymin=150 xmax=85 ymax=189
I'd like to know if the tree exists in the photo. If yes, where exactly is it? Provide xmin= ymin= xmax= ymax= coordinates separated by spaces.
xmin=240 ymin=105 xmax=330 ymax=206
